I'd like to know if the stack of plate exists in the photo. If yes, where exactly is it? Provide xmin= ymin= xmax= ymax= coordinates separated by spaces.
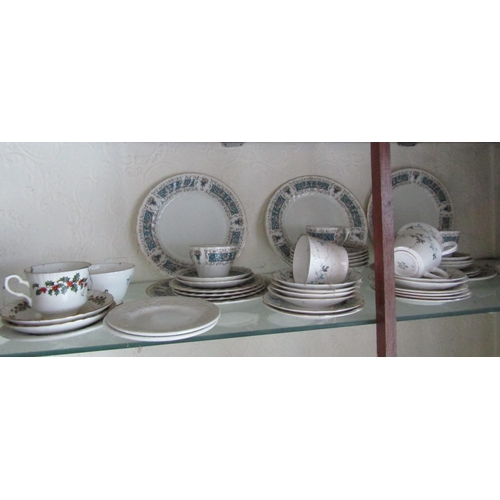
xmin=368 ymin=269 xmax=471 ymax=305
xmin=104 ymin=297 xmax=220 ymax=342
xmin=441 ymin=251 xmax=474 ymax=270
xmin=263 ymin=268 xmax=365 ymax=317
xmin=0 ymin=291 xmax=115 ymax=335
xmin=345 ymin=243 xmax=370 ymax=268
xmin=165 ymin=266 xmax=267 ymax=302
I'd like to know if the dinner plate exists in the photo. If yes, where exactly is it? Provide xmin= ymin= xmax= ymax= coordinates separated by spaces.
xmin=263 ymin=302 xmax=365 ymax=319
xmin=170 ymin=275 xmax=265 ymax=295
xmin=265 ymin=175 xmax=368 ymax=265
xmin=137 ymin=173 xmax=247 ymax=276
xmin=175 ymin=273 xmax=254 ymax=289
xmin=263 ymin=292 xmax=365 ymax=316
xmin=1 ymin=291 xmax=114 ymax=326
xmin=267 ymin=286 xmax=357 ymax=309
xmin=108 ymin=323 xmax=218 ymax=343
xmin=367 ymin=168 xmax=454 ymax=239
xmin=2 ymin=308 xmax=110 ymax=335
xmin=176 ymin=266 xmax=253 ymax=283
xmin=396 ymin=292 xmax=472 ymax=306
xmin=103 ymin=297 xmax=221 ymax=336
xmin=272 ymin=268 xmax=363 ymax=290
xmin=269 ymin=281 xmax=360 ymax=298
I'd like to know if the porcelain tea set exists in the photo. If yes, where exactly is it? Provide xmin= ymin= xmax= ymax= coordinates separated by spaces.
xmin=2 ymin=261 xmax=135 ymax=334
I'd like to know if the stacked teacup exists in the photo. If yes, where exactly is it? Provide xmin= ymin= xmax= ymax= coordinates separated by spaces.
xmin=169 ymin=245 xmax=266 ymax=302
xmin=388 ymin=222 xmax=471 ymax=304
xmin=263 ymin=233 xmax=364 ymax=317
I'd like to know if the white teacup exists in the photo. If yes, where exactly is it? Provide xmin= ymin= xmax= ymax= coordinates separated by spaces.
xmin=89 ymin=262 xmax=135 ymax=304
xmin=189 ymin=245 xmax=238 ymax=278
xmin=394 ymin=232 xmax=449 ymax=279
xmin=4 ymin=261 xmax=91 ymax=319
xmin=396 ymin=222 xmax=458 ymax=255
xmin=293 ymin=235 xmax=349 ymax=284
xmin=306 ymin=225 xmax=351 ymax=246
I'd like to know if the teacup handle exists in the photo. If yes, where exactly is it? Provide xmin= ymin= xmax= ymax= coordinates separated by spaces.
xmin=423 ymin=267 xmax=449 ymax=279
xmin=441 ymin=241 xmax=458 ymax=256
xmin=4 ymin=275 xmax=32 ymax=306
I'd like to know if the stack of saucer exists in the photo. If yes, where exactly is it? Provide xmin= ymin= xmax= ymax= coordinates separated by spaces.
xmin=263 ymin=268 xmax=364 ymax=317
xmin=0 ymin=291 xmax=115 ymax=335
xmin=167 ymin=266 xmax=267 ymax=302
xmin=441 ymin=251 xmax=474 ymax=270
xmin=368 ymin=269 xmax=471 ymax=305
xmin=345 ymin=243 xmax=370 ymax=268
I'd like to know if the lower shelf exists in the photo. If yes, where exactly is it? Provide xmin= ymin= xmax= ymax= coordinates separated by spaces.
xmin=1 ymin=265 xmax=499 ymax=357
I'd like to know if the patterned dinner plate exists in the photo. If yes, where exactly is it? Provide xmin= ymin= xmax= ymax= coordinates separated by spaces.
xmin=137 ymin=173 xmax=247 ymax=276
xmin=367 ymin=168 xmax=454 ymax=239
xmin=265 ymin=175 xmax=368 ymax=265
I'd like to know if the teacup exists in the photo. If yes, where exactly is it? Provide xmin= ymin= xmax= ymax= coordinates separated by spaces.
xmin=440 ymin=230 xmax=461 ymax=246
xmin=394 ymin=232 xmax=449 ymax=279
xmin=189 ymin=245 xmax=238 ymax=278
xmin=89 ymin=262 xmax=135 ymax=304
xmin=293 ymin=234 xmax=349 ymax=284
xmin=306 ymin=225 xmax=351 ymax=246
xmin=396 ymin=222 xmax=458 ymax=255
xmin=4 ymin=261 xmax=91 ymax=319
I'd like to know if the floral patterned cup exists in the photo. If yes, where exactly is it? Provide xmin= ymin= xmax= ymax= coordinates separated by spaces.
xmin=396 ymin=222 xmax=457 ymax=255
xmin=4 ymin=261 xmax=91 ymax=319
xmin=189 ymin=245 xmax=238 ymax=278
xmin=293 ymin=235 xmax=349 ymax=284
xmin=306 ymin=226 xmax=351 ymax=246
xmin=89 ymin=262 xmax=135 ymax=304
xmin=394 ymin=232 xmax=449 ymax=279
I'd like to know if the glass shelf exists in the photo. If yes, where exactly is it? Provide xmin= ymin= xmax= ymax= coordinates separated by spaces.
xmin=1 ymin=264 xmax=499 ymax=357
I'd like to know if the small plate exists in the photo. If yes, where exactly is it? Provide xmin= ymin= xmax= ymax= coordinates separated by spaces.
xmin=176 ymin=266 xmax=253 ymax=282
xmin=467 ymin=266 xmax=498 ymax=282
xmin=104 ymin=297 xmax=221 ymax=336
xmin=396 ymin=292 xmax=472 ymax=306
xmin=2 ymin=308 xmax=110 ymax=335
xmin=272 ymin=268 xmax=362 ymax=290
xmin=1 ymin=291 xmax=114 ymax=326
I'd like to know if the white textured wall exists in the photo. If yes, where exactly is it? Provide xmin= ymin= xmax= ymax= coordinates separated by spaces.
xmin=1 ymin=142 xmax=497 ymax=356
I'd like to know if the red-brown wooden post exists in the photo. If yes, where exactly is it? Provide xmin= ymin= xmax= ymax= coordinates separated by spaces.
xmin=370 ymin=142 xmax=397 ymax=356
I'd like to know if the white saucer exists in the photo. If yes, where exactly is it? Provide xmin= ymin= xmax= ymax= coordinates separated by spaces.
xmin=396 ymin=292 xmax=472 ymax=306
xmin=176 ymin=266 xmax=253 ymax=283
xmin=272 ymin=268 xmax=362 ymax=290
xmin=1 ymin=291 xmax=114 ymax=326
xmin=2 ymin=308 xmax=110 ymax=335
xmin=103 ymin=297 xmax=220 ymax=336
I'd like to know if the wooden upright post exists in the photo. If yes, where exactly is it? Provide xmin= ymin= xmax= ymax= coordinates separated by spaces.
xmin=370 ymin=143 xmax=397 ymax=356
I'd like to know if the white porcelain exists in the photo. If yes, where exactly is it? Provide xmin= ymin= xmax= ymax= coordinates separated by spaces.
xmin=394 ymin=231 xmax=452 ymax=279
xmin=137 ymin=173 xmax=247 ymax=276
xmin=170 ymin=275 xmax=265 ymax=296
xmin=176 ymin=266 xmax=252 ymax=283
xmin=368 ymin=168 xmax=454 ymax=240
xmin=263 ymin=291 xmax=364 ymax=316
xmin=272 ymin=268 xmax=362 ymax=290
xmin=4 ymin=261 xmax=91 ymax=319
xmin=1 ymin=291 xmax=114 ymax=326
xmin=396 ymin=222 xmax=458 ymax=255
xmin=306 ymin=225 xmax=351 ymax=246
xmin=266 ymin=175 xmax=368 ymax=265
xmin=189 ymin=244 xmax=238 ymax=278
xmin=269 ymin=281 xmax=359 ymax=298
xmin=89 ymin=262 xmax=135 ymax=304
xmin=3 ymin=308 xmax=109 ymax=335
xmin=293 ymin=235 xmax=349 ymax=284
xmin=104 ymin=296 xmax=221 ymax=336
xmin=267 ymin=286 xmax=355 ymax=309
xmin=396 ymin=293 xmax=471 ymax=306
xmin=467 ymin=266 xmax=497 ymax=281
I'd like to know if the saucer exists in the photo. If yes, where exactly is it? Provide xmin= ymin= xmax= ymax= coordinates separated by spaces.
xmin=0 ymin=291 xmax=114 ymax=326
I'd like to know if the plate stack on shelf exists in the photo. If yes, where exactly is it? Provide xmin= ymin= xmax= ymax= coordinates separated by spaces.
xmin=263 ymin=268 xmax=365 ymax=317
xmin=440 ymin=252 xmax=498 ymax=281
xmin=0 ymin=291 xmax=115 ymax=336
xmin=345 ymin=243 xmax=370 ymax=268
xmin=158 ymin=266 xmax=268 ymax=303
xmin=368 ymin=269 xmax=472 ymax=306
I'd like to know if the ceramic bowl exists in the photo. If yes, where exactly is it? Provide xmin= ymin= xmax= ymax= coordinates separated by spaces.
xmin=89 ymin=262 xmax=135 ymax=304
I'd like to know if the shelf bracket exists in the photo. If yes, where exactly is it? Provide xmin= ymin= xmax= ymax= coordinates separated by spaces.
xmin=370 ymin=142 xmax=397 ymax=356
